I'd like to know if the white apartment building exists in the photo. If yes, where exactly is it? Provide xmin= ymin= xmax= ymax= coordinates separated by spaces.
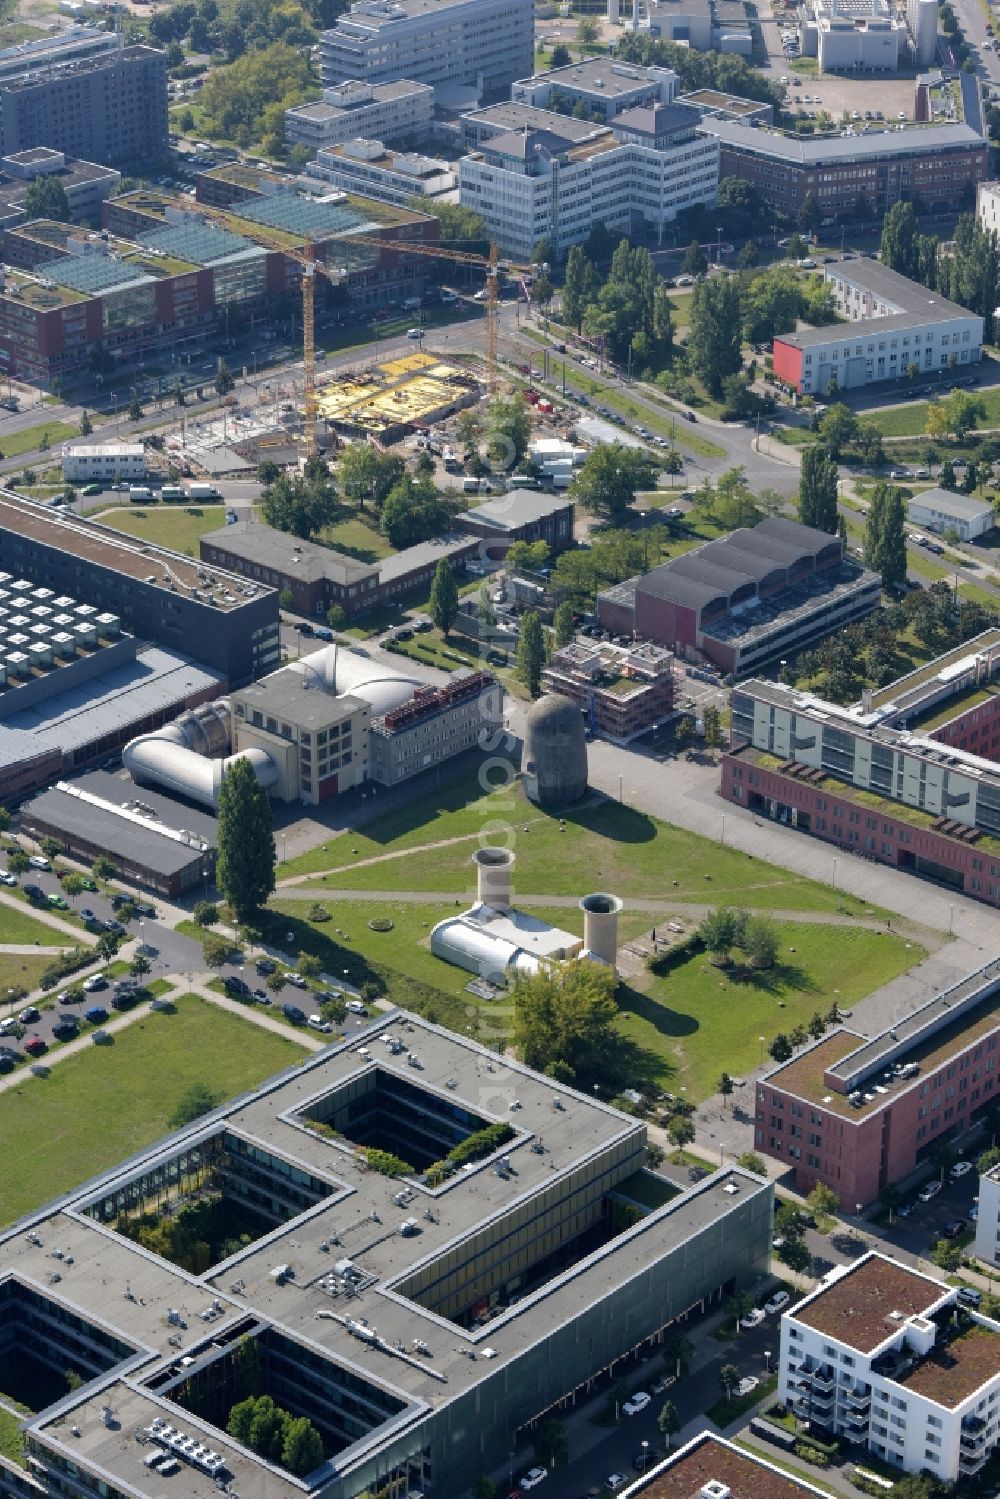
xmin=305 ymin=138 xmax=454 ymax=206
xmin=773 ymin=260 xmax=983 ymax=394
xmin=284 ymin=79 xmax=433 ymax=154
xmin=458 ymin=102 xmax=718 ymax=258
xmin=780 ymin=1252 xmax=1000 ymax=1484
xmin=319 ymin=0 xmax=534 ymax=98
xmin=975 ymin=1162 xmax=1000 ymax=1266
xmin=977 ymin=179 xmax=1000 ymax=236
xmin=61 ymin=441 xmax=145 ymax=482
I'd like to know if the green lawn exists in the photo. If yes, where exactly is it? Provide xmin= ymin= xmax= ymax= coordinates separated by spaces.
xmin=0 ymin=905 xmax=75 ymax=947
xmin=97 ymin=504 xmax=228 ymax=557
xmin=318 ymin=513 xmax=393 ymax=563
xmin=626 ymin=922 xmax=926 ymax=1100
xmin=0 ymin=1406 xmax=24 ymax=1467
xmin=867 ymin=384 xmax=1000 ymax=440
xmin=0 ymin=995 xmax=308 ymax=1228
xmin=281 ymin=774 xmax=884 ymax=917
xmin=0 ymin=953 xmax=60 ymax=1000
xmin=707 ymin=1375 xmax=778 ymax=1428
xmin=5 ymin=421 xmax=79 ymax=460
xmin=392 ymin=629 xmax=486 ymax=675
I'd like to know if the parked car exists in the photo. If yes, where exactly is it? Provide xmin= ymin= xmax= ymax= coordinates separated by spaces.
xmin=286 ymin=972 xmax=308 ymax=989
xmin=622 ymin=1392 xmax=650 ymax=1416
xmin=18 ymin=1006 xmax=39 ymax=1024
xmin=605 ymin=1476 xmax=628 ymax=1492
xmin=737 ymin=1376 xmax=760 ymax=1397
xmin=764 ymin=1290 xmax=791 ymax=1315
xmin=23 ymin=1035 xmax=47 ymax=1057
xmin=346 ymin=999 xmax=367 ymax=1016
xmin=28 ymin=855 xmax=51 ymax=870
xmin=519 ymin=1470 xmax=547 ymax=1492
xmin=23 ymin=884 xmax=46 ymax=902
xmin=918 ymin=1180 xmax=942 ymax=1203
xmin=0 ymin=872 xmax=16 ymax=887
xmin=224 ymin=976 xmax=251 ymax=998
xmin=942 ymin=1218 xmax=967 ymax=1239
xmin=256 ymin=958 xmax=277 ymax=975
xmin=84 ymin=1006 xmax=108 ymax=1024
xmin=80 ymin=908 xmax=97 ymax=924
xmin=82 ymin=974 xmax=108 ymax=992
xmin=308 ymin=1014 xmax=333 ymax=1033
xmin=652 ymin=1374 xmax=677 ymax=1394
xmin=47 ymin=893 xmax=69 ymax=910
xmin=740 ymin=1307 xmax=766 ymax=1329
xmin=959 ymin=1286 xmax=983 ymax=1307
xmin=950 ymin=1160 xmax=974 ymax=1179
xmin=282 ymin=1003 xmax=307 ymax=1024
xmin=52 ymin=1018 xmax=78 ymax=1041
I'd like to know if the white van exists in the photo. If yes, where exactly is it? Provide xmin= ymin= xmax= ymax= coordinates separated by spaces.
xmin=463 ymin=477 xmax=489 ymax=494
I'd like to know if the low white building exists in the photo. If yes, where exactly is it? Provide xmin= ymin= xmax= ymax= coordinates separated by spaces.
xmin=61 ymin=441 xmax=145 ymax=482
xmin=977 ymin=179 xmax=1000 ymax=237
xmin=458 ymin=101 xmax=718 ymax=257
xmin=799 ymin=0 xmax=902 ymax=73
xmin=284 ymin=79 xmax=434 ymax=155
xmin=780 ymin=1251 xmax=1000 ymax=1484
xmin=511 ymin=58 xmax=679 ymax=121
xmin=908 ymin=487 xmax=995 ymax=542
xmin=773 ymin=261 xmax=983 ymax=394
xmin=305 ymin=139 xmax=455 ymax=206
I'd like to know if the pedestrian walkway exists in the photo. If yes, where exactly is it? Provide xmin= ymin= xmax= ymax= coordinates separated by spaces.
xmin=0 ymin=944 xmax=73 ymax=956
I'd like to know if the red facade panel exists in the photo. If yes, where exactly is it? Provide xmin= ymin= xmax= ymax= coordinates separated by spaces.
xmin=771 ymin=339 xmax=803 ymax=391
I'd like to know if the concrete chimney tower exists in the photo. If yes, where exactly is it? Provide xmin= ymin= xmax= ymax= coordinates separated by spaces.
xmin=579 ymin=892 xmax=623 ymax=968
xmin=474 ymin=847 xmax=515 ymax=910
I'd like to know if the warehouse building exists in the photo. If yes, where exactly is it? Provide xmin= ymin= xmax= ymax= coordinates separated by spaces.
xmin=21 ymin=769 xmax=216 ymax=895
xmin=0 ymin=493 xmax=279 ymax=687
xmin=757 ymin=957 xmax=1000 ymax=1203
xmin=0 ymin=564 xmax=225 ymax=805
xmin=698 ymin=112 xmax=988 ymax=219
xmin=908 ymin=486 xmax=995 ymax=542
xmin=320 ymin=0 xmax=534 ymax=98
xmin=0 ymin=43 xmax=168 ymax=168
xmin=0 ymin=1013 xmax=773 ymax=1499
xmin=61 ymin=441 xmax=145 ymax=483
xmin=599 ymin=516 xmax=880 ymax=678
xmin=454 ymin=490 xmax=575 ymax=554
xmin=773 ymin=261 xmax=983 ymax=395
xmin=285 ymin=80 xmax=434 ymax=155
xmin=779 ymin=1253 xmax=1000 ymax=1481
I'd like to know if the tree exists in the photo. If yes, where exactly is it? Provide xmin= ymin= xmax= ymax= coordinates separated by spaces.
xmin=40 ymin=836 xmax=62 ymax=860
xmin=78 ymin=410 xmax=93 ymax=438
xmin=512 ymin=959 xmax=619 ymax=1088
xmin=806 ymin=1182 xmax=839 ymax=1225
xmin=562 ymin=244 xmax=598 ymax=332
xmin=978 ymin=1145 xmax=1000 ymax=1175
xmin=281 ymin=1416 xmax=324 ymax=1478
xmin=938 ymin=456 xmax=957 ymax=490
xmin=667 ymin=1114 xmax=695 ymax=1152
xmin=515 ymin=610 xmax=545 ymax=697
xmin=62 ymin=873 xmax=86 ymax=903
xmin=779 ymin=1236 xmax=812 ymax=1274
xmin=736 ymin=241 xmax=759 ymax=270
xmin=168 ymin=1082 xmax=221 ymax=1128
xmin=505 ymin=539 xmax=549 ymax=573
xmin=737 ymin=1152 xmax=767 ymax=1174
xmin=429 ymin=558 xmax=459 ymax=639
xmin=726 ymin=1287 xmax=754 ymax=1332
xmin=865 ymin=482 xmax=907 ymax=586
xmin=817 ymin=403 xmax=859 ymax=461
xmin=769 ymin=1033 xmax=793 ymax=1063
xmin=702 ymin=703 xmax=723 ymax=752
xmin=698 ymin=906 xmax=743 ymax=963
xmin=216 ymin=757 xmax=275 ymax=923
xmin=477 ymin=583 xmax=496 ymax=634
xmin=193 ymin=900 xmax=219 ymax=927
xmin=6 ymin=848 xmax=29 ymax=875
xmin=856 ymin=422 xmax=884 ymax=469
xmin=550 ymin=43 xmax=571 ymax=67
xmin=203 ymin=933 xmax=233 ymax=968
xmin=719 ymin=1071 xmax=734 ymax=1108
xmin=657 ymin=1399 xmax=680 ymax=1446
xmin=214 ymin=360 xmax=235 ymax=398
xmin=128 ymin=392 xmax=143 ymax=422
xmin=380 ymin=474 xmax=449 ymax=549
xmin=260 ymin=472 xmax=340 ymax=541
xmin=741 ymin=914 xmax=779 ymax=970
xmin=96 ymin=932 xmax=120 ymax=961
xmin=930 ymin=1237 xmax=962 ymax=1272
xmin=326 ymin=603 xmax=346 ymax=633
xmin=675 ymin=714 xmax=694 ymax=752
xmin=571 ymin=442 xmax=656 ymax=518
xmin=91 ymin=854 xmax=116 ymax=883
xmin=533 ymin=1418 xmax=568 ymax=1471
xmin=24 ymin=172 xmax=70 ymax=222
xmin=880 ymin=201 xmax=920 ymax=280
xmin=688 ymin=276 xmax=743 ymax=397
xmin=130 ymin=953 xmax=151 ymax=977
xmin=719 ymin=1363 xmax=740 ymax=1401
xmin=683 ymin=239 xmax=708 ymax=277
xmin=798 ymin=443 xmax=839 ymax=534
xmin=297 ymin=950 xmax=322 ymax=980
xmin=553 ymin=600 xmax=575 ymax=647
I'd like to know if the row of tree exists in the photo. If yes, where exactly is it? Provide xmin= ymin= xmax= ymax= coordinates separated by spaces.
xmin=880 ymin=202 xmax=999 ymax=342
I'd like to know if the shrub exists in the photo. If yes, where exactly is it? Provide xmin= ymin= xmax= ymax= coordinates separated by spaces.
xmin=39 ymin=947 xmax=95 ymax=991
xmin=360 ymin=979 xmax=384 ymax=1002
xmin=307 ymin=903 xmax=330 ymax=922
xmin=794 ymin=1443 xmax=831 ymax=1468
xmin=364 ymin=1147 xmax=414 ymax=1177
xmin=368 ymin=917 xmax=393 ymax=932
xmin=193 ymin=900 xmax=219 ymax=927
xmin=445 ymin=1122 xmax=514 ymax=1170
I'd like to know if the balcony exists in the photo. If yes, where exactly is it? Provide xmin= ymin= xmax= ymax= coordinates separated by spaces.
xmin=799 ymin=1364 xmax=836 ymax=1392
xmin=960 ymin=1449 xmax=988 ymax=1477
xmin=842 ymin=1389 xmax=871 ymax=1412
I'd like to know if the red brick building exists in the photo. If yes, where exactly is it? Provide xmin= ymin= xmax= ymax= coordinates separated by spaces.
xmin=757 ymin=961 xmax=1000 ymax=1204
xmin=697 ymin=114 xmax=988 ymax=221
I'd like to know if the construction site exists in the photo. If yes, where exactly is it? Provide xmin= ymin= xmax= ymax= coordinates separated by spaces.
xmin=316 ymin=351 xmax=481 ymax=443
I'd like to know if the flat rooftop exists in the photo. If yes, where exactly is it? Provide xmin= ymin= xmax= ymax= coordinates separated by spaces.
xmin=908 ymin=486 xmax=995 ymax=522
xmin=376 ymin=532 xmax=475 ymax=584
xmin=763 ymin=966 xmax=1000 ymax=1119
xmin=700 ymin=114 xmax=987 ymax=162
xmin=2 ymin=1012 xmax=771 ymax=1499
xmin=0 ymin=493 xmax=270 ymax=610
xmin=791 ymin=1254 xmax=948 ymax=1354
xmin=1 ymin=42 xmax=163 ymax=92
xmin=634 ymin=1432 xmax=834 ymax=1499
xmin=523 ymin=58 xmax=667 ymax=97
xmin=201 ymin=521 xmax=378 ymax=586
xmin=896 ymin=1320 xmax=1000 ymax=1406
xmin=236 ymin=670 xmax=365 ymax=729
xmin=462 ymin=101 xmax=606 ymax=142
xmin=24 ymin=769 xmax=216 ymax=872
xmin=456 ymin=490 xmax=572 ymax=532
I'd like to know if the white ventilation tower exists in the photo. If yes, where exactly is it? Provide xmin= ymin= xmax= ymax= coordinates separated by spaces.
xmin=579 ymin=892 xmax=623 ymax=968
xmin=474 ymin=847 xmax=515 ymax=910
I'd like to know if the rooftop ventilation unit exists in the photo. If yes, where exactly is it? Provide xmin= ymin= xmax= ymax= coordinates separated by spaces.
xmin=701 ymin=1483 xmax=732 ymax=1499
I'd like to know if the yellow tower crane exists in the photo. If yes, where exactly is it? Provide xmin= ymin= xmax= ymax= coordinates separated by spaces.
xmin=193 ymin=203 xmax=532 ymax=457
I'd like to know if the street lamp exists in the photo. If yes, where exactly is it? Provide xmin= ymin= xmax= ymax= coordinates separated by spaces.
xmin=640 ymin=1439 xmax=649 ymax=1470
xmin=759 ymin=1034 xmax=766 ymax=1067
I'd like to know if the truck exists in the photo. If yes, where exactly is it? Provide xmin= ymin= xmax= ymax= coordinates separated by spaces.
xmin=128 ymin=485 xmax=154 ymax=502
xmin=186 ymin=482 xmax=221 ymax=500
xmin=160 ymin=485 xmax=186 ymax=501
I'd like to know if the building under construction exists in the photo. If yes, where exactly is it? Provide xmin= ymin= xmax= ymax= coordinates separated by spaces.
xmin=316 ymin=350 xmax=481 ymax=443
